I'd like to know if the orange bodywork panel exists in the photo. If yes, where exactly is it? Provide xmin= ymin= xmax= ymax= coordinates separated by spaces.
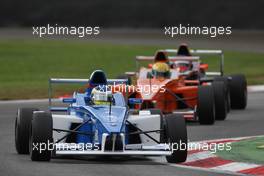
xmin=147 ymin=79 xmax=198 ymax=113
xmin=115 ymin=75 xmax=199 ymax=113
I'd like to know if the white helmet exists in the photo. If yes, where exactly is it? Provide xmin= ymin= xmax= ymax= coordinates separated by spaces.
xmin=175 ymin=61 xmax=192 ymax=72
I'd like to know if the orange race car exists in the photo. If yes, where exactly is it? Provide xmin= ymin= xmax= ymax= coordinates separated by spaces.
xmin=117 ymin=49 xmax=232 ymax=125
xmin=164 ymin=44 xmax=247 ymax=111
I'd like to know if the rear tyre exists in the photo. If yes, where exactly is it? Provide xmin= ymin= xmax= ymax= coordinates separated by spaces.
xmin=30 ymin=112 xmax=53 ymax=161
xmin=212 ymin=82 xmax=228 ymax=120
xmin=163 ymin=114 xmax=187 ymax=163
xmin=214 ymin=76 xmax=231 ymax=112
xmin=15 ymin=108 xmax=39 ymax=154
xmin=229 ymin=74 xmax=247 ymax=109
xmin=197 ymin=85 xmax=215 ymax=125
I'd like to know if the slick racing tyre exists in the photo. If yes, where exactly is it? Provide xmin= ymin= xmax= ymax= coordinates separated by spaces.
xmin=163 ymin=114 xmax=187 ymax=163
xmin=30 ymin=111 xmax=53 ymax=161
xmin=229 ymin=74 xmax=247 ymax=109
xmin=15 ymin=108 xmax=39 ymax=154
xmin=197 ymin=85 xmax=215 ymax=125
xmin=214 ymin=76 xmax=231 ymax=112
xmin=212 ymin=81 xmax=228 ymax=120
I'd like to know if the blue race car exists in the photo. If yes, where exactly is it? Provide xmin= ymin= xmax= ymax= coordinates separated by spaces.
xmin=15 ymin=70 xmax=187 ymax=163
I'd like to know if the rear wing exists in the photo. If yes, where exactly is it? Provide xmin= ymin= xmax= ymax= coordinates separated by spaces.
xmin=136 ymin=56 xmax=200 ymax=62
xmin=165 ymin=49 xmax=223 ymax=55
xmin=135 ymin=56 xmax=200 ymax=71
xmin=164 ymin=49 xmax=224 ymax=76
xmin=48 ymin=78 xmax=128 ymax=110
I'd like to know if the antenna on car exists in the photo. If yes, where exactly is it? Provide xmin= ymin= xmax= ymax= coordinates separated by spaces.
xmin=108 ymin=94 xmax=113 ymax=115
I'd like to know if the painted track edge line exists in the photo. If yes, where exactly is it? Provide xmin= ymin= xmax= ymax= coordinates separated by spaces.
xmin=170 ymin=163 xmax=246 ymax=176
xmin=248 ymin=85 xmax=264 ymax=93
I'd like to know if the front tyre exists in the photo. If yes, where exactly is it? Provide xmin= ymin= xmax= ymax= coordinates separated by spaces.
xmin=15 ymin=108 xmax=39 ymax=154
xmin=164 ymin=114 xmax=187 ymax=163
xmin=30 ymin=112 xmax=53 ymax=161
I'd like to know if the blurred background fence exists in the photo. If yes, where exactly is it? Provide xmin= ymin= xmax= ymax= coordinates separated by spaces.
xmin=1 ymin=0 xmax=263 ymax=29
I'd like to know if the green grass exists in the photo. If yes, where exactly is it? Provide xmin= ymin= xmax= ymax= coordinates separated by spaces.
xmin=0 ymin=39 xmax=264 ymax=100
xmin=216 ymin=137 xmax=264 ymax=164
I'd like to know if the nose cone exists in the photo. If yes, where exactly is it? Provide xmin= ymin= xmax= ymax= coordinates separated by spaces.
xmin=137 ymin=79 xmax=171 ymax=100
xmin=87 ymin=106 xmax=127 ymax=133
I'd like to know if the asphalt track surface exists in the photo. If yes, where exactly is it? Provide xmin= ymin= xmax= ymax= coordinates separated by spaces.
xmin=0 ymin=92 xmax=263 ymax=176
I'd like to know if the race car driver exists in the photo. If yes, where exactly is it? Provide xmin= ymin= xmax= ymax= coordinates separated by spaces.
xmin=91 ymin=86 xmax=113 ymax=105
xmin=151 ymin=62 xmax=170 ymax=79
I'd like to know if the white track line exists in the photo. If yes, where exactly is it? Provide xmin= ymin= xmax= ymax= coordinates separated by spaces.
xmin=171 ymin=136 xmax=264 ymax=175
xmin=211 ymin=162 xmax=260 ymax=172
xmin=248 ymin=85 xmax=264 ymax=92
xmin=190 ymin=135 xmax=264 ymax=144
xmin=185 ymin=151 xmax=216 ymax=163
xmin=170 ymin=163 xmax=246 ymax=176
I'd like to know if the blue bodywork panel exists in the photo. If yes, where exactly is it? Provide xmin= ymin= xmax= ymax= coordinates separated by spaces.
xmin=68 ymin=92 xmax=128 ymax=145
xmin=60 ymin=71 xmax=129 ymax=146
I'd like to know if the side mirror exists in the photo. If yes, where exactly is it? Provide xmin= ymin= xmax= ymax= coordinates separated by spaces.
xmin=62 ymin=98 xmax=76 ymax=103
xmin=128 ymin=98 xmax=143 ymax=105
